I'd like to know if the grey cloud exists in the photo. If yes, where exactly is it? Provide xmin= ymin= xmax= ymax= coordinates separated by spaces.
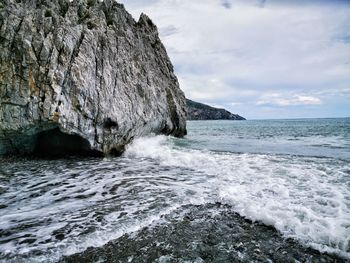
xmin=221 ymin=0 xmax=232 ymax=9
xmin=118 ymin=0 xmax=350 ymax=119
xmin=257 ymin=0 xmax=266 ymax=8
xmin=159 ymin=25 xmax=179 ymax=37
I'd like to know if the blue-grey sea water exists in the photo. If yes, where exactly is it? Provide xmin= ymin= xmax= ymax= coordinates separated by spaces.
xmin=186 ymin=118 xmax=350 ymax=160
xmin=0 ymin=118 xmax=349 ymax=262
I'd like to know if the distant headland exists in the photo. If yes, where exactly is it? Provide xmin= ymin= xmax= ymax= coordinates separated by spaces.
xmin=186 ymin=99 xmax=245 ymax=120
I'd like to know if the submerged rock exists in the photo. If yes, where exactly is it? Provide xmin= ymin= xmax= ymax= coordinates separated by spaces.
xmin=186 ymin=99 xmax=245 ymax=121
xmin=0 ymin=0 xmax=187 ymax=157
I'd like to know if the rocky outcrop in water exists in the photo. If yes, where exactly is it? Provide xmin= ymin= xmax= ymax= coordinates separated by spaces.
xmin=186 ymin=99 xmax=245 ymax=120
xmin=0 ymin=0 xmax=187 ymax=156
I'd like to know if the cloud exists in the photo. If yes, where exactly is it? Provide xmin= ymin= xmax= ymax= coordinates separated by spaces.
xmin=159 ymin=25 xmax=178 ymax=37
xmin=221 ymin=0 xmax=232 ymax=9
xmin=257 ymin=94 xmax=322 ymax=106
xmin=257 ymin=0 xmax=266 ymax=8
xmin=119 ymin=0 xmax=350 ymax=119
xmin=178 ymin=75 xmax=258 ymax=102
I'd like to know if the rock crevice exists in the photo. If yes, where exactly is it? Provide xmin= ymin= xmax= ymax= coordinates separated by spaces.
xmin=0 ymin=0 xmax=187 ymax=156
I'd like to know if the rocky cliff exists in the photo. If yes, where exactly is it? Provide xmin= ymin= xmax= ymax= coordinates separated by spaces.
xmin=187 ymin=99 xmax=245 ymax=121
xmin=0 ymin=0 xmax=187 ymax=156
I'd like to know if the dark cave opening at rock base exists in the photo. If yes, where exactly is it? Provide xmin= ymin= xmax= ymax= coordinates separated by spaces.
xmin=33 ymin=128 xmax=103 ymax=158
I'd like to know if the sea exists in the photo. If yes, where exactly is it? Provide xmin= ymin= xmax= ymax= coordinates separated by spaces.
xmin=0 ymin=118 xmax=349 ymax=262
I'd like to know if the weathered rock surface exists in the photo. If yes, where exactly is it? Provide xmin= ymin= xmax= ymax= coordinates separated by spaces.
xmin=187 ymin=99 xmax=245 ymax=121
xmin=0 ymin=0 xmax=187 ymax=156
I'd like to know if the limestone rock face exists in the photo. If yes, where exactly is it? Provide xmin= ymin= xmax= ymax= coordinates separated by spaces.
xmin=0 ymin=0 xmax=187 ymax=156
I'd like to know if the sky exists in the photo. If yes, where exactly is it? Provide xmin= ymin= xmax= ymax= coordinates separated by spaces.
xmin=119 ymin=0 xmax=350 ymax=119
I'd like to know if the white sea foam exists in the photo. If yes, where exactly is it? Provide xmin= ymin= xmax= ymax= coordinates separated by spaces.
xmin=1 ymin=131 xmax=349 ymax=261
xmin=125 ymin=135 xmax=350 ymax=258
xmin=0 ymin=154 xmax=209 ymax=262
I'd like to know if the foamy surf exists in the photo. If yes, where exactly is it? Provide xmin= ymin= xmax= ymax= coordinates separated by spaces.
xmin=1 ymin=118 xmax=349 ymax=262
xmin=125 ymin=135 xmax=350 ymax=259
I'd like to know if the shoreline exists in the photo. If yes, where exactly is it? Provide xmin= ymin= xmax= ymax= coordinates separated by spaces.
xmin=62 ymin=203 xmax=345 ymax=263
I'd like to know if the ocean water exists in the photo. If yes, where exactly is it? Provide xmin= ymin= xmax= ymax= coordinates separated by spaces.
xmin=0 ymin=118 xmax=349 ymax=262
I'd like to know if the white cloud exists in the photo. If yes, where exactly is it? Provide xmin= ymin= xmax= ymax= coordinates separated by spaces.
xmin=257 ymin=94 xmax=322 ymax=106
xmin=178 ymin=75 xmax=258 ymax=102
xmin=119 ymin=0 xmax=350 ymax=118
